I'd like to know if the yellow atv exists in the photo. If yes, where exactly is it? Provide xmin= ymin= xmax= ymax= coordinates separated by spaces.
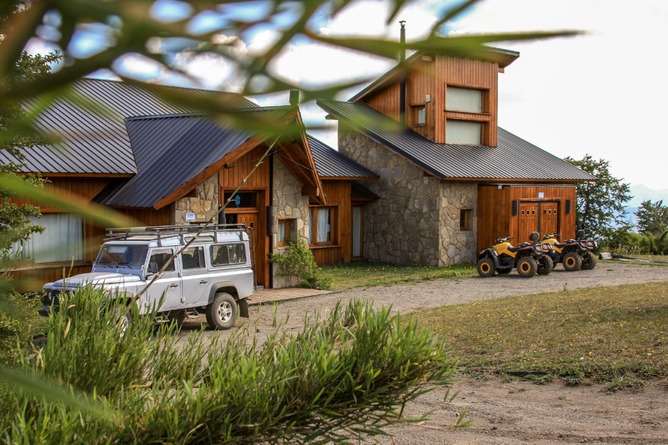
xmin=477 ymin=232 xmax=553 ymax=278
xmin=542 ymin=230 xmax=598 ymax=271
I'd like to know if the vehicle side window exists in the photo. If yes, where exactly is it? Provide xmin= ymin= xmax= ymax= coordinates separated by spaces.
xmin=181 ymin=246 xmax=205 ymax=270
xmin=149 ymin=248 xmax=175 ymax=272
xmin=210 ymin=243 xmax=246 ymax=266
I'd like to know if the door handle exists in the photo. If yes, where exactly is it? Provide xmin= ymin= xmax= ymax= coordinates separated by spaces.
xmin=169 ymin=283 xmax=179 ymax=288
xmin=199 ymin=280 xmax=208 ymax=285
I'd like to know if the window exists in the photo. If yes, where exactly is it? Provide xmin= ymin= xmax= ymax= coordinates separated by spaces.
xmin=446 ymin=87 xmax=483 ymax=113
xmin=412 ymin=105 xmax=426 ymax=126
xmin=13 ymin=214 xmax=83 ymax=262
xmin=309 ymin=207 xmax=334 ymax=244
xmin=210 ymin=243 xmax=246 ymax=266
xmin=460 ymin=209 xmax=472 ymax=231
xmin=181 ymin=246 xmax=205 ymax=269
xmin=277 ymin=219 xmax=296 ymax=246
xmin=223 ymin=191 xmax=257 ymax=208
xmin=446 ymin=120 xmax=482 ymax=145
xmin=149 ymin=248 xmax=175 ymax=272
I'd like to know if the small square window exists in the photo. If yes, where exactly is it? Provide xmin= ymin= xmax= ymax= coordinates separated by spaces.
xmin=416 ymin=107 xmax=426 ymax=126
xmin=460 ymin=209 xmax=472 ymax=231
xmin=277 ymin=219 xmax=296 ymax=246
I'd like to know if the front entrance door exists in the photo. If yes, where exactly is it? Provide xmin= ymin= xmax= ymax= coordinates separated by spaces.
xmin=518 ymin=201 xmax=560 ymax=242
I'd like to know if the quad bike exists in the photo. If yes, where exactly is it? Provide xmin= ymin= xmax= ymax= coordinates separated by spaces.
xmin=477 ymin=232 xmax=553 ymax=278
xmin=542 ymin=229 xmax=598 ymax=271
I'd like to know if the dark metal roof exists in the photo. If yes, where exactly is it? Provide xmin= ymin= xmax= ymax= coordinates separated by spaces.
xmin=3 ymin=78 xmax=256 ymax=175
xmin=101 ymin=114 xmax=253 ymax=208
xmin=351 ymin=181 xmax=379 ymax=202
xmin=307 ymin=135 xmax=377 ymax=179
xmin=317 ymin=100 xmax=596 ymax=182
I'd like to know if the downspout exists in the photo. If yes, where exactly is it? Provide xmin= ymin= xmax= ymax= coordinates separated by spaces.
xmin=268 ymin=153 xmax=274 ymax=289
xmin=399 ymin=20 xmax=407 ymax=127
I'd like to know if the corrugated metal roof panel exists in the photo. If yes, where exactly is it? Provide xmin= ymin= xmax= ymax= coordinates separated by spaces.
xmin=102 ymin=115 xmax=253 ymax=208
xmin=317 ymin=100 xmax=596 ymax=182
xmin=307 ymin=135 xmax=377 ymax=179
xmin=2 ymin=78 xmax=256 ymax=175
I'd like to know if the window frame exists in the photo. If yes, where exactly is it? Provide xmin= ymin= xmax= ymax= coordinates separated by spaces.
xmin=459 ymin=209 xmax=472 ymax=231
xmin=309 ymin=206 xmax=336 ymax=246
xmin=277 ymin=219 xmax=296 ymax=246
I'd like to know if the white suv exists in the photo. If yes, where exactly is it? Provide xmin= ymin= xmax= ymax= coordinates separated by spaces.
xmin=40 ymin=224 xmax=255 ymax=330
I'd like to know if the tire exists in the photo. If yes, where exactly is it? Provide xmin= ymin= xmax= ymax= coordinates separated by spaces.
xmin=581 ymin=251 xmax=597 ymax=270
xmin=537 ymin=255 xmax=554 ymax=275
xmin=477 ymin=257 xmax=496 ymax=277
xmin=516 ymin=256 xmax=537 ymax=278
xmin=562 ymin=251 xmax=582 ymax=271
xmin=206 ymin=292 xmax=237 ymax=330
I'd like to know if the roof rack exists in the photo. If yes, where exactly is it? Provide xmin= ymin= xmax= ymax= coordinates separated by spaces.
xmin=105 ymin=223 xmax=248 ymax=245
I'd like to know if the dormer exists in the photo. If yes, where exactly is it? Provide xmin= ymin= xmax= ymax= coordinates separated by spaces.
xmin=350 ymin=47 xmax=519 ymax=147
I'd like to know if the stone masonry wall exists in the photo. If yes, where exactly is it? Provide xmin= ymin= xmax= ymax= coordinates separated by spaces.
xmin=271 ymin=157 xmax=310 ymax=288
xmin=339 ymin=129 xmax=441 ymax=266
xmin=174 ymin=174 xmax=219 ymax=224
xmin=439 ymin=182 xmax=478 ymax=265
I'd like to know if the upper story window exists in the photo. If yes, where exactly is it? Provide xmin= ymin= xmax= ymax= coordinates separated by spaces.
xmin=446 ymin=120 xmax=482 ymax=145
xmin=446 ymin=87 xmax=483 ymax=113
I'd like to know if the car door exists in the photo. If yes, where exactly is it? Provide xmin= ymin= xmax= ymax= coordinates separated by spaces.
xmin=180 ymin=245 xmax=210 ymax=307
xmin=145 ymin=247 xmax=182 ymax=312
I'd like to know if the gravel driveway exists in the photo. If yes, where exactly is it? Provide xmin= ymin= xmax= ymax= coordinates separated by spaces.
xmin=187 ymin=261 xmax=668 ymax=444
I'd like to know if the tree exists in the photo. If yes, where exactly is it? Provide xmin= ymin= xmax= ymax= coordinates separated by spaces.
xmin=565 ymin=154 xmax=632 ymax=240
xmin=0 ymin=0 xmax=60 ymax=263
xmin=635 ymin=199 xmax=668 ymax=236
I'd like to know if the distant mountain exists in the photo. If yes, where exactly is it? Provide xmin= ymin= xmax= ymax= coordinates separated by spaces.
xmin=628 ymin=184 xmax=668 ymax=207
xmin=624 ymin=185 xmax=668 ymax=228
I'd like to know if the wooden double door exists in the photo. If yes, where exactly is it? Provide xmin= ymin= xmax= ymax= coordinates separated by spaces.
xmin=518 ymin=201 xmax=559 ymax=243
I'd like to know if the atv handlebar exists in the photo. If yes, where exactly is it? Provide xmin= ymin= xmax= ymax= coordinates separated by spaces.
xmin=543 ymin=232 xmax=560 ymax=240
xmin=494 ymin=236 xmax=512 ymax=244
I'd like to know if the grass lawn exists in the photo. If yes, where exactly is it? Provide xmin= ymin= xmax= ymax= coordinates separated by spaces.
xmin=414 ymin=281 xmax=668 ymax=388
xmin=320 ymin=261 xmax=475 ymax=291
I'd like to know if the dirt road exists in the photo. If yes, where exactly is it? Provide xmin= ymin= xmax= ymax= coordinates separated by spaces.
xmin=189 ymin=261 xmax=668 ymax=444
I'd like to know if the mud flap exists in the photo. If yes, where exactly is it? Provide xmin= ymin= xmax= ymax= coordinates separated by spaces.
xmin=238 ymin=298 xmax=249 ymax=318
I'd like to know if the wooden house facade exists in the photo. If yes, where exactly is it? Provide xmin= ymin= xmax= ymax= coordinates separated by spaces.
xmin=318 ymin=47 xmax=594 ymax=266
xmin=4 ymin=79 xmax=376 ymax=290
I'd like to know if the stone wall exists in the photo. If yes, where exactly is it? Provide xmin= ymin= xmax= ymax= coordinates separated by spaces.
xmin=439 ymin=182 xmax=478 ymax=265
xmin=173 ymin=174 xmax=219 ymax=225
xmin=339 ymin=128 xmax=441 ymax=266
xmin=271 ymin=158 xmax=310 ymax=288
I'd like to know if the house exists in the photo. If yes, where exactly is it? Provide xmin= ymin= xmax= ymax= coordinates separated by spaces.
xmin=317 ymin=47 xmax=595 ymax=266
xmin=3 ymin=78 xmax=377 ymax=289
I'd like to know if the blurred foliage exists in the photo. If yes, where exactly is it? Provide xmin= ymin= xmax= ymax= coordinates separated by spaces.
xmin=1 ymin=289 xmax=458 ymax=443
xmin=636 ymin=199 xmax=668 ymax=237
xmin=565 ymin=154 xmax=632 ymax=240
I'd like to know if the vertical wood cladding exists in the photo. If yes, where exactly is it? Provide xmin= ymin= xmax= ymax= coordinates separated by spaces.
xmin=359 ymin=55 xmax=500 ymax=146
xmin=477 ymin=184 xmax=577 ymax=251
xmin=316 ymin=180 xmax=352 ymax=265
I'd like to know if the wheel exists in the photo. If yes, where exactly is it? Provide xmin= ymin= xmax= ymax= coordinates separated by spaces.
xmin=516 ymin=256 xmax=537 ymax=278
xmin=206 ymin=292 xmax=237 ymax=330
xmin=477 ymin=257 xmax=496 ymax=277
xmin=581 ymin=251 xmax=597 ymax=270
xmin=562 ymin=251 xmax=582 ymax=271
xmin=496 ymin=268 xmax=512 ymax=275
xmin=537 ymin=255 xmax=554 ymax=275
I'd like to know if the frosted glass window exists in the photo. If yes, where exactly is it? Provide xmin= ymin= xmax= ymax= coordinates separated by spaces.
xmin=446 ymin=120 xmax=482 ymax=145
xmin=17 ymin=214 xmax=83 ymax=262
xmin=446 ymin=87 xmax=483 ymax=113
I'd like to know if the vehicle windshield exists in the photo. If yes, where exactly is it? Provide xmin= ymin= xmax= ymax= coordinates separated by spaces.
xmin=96 ymin=244 xmax=148 ymax=267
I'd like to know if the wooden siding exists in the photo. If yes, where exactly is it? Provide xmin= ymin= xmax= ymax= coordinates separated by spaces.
xmin=358 ymin=55 xmax=500 ymax=146
xmin=313 ymin=181 xmax=352 ymax=265
xmin=477 ymin=184 xmax=577 ymax=251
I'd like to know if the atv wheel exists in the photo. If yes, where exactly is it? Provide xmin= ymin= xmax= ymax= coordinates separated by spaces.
xmin=581 ymin=251 xmax=597 ymax=270
xmin=516 ymin=256 xmax=537 ymax=278
xmin=537 ymin=255 xmax=554 ymax=275
xmin=477 ymin=257 xmax=496 ymax=277
xmin=562 ymin=252 xmax=582 ymax=271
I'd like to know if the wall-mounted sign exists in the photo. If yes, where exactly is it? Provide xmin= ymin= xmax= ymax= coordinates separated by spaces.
xmin=185 ymin=212 xmax=196 ymax=222
xmin=538 ymin=192 xmax=544 ymax=199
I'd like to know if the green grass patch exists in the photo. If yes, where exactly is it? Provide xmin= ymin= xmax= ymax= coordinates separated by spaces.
xmin=415 ymin=281 xmax=668 ymax=388
xmin=320 ymin=261 xmax=475 ymax=291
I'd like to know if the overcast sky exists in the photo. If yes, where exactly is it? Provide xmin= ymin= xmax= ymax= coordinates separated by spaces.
xmin=255 ymin=0 xmax=668 ymax=190
xmin=31 ymin=0 xmax=668 ymax=190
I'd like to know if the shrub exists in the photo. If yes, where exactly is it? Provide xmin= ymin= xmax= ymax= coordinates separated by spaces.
xmin=270 ymin=239 xmax=331 ymax=289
